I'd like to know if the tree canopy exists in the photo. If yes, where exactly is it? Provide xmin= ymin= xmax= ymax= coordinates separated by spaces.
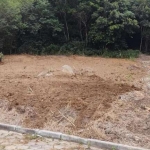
xmin=0 ymin=0 xmax=150 ymax=55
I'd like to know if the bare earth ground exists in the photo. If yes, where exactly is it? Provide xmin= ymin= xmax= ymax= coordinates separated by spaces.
xmin=0 ymin=130 xmax=101 ymax=150
xmin=0 ymin=55 xmax=150 ymax=149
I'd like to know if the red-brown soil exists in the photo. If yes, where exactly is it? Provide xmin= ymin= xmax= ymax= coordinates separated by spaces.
xmin=0 ymin=55 xmax=149 ymax=148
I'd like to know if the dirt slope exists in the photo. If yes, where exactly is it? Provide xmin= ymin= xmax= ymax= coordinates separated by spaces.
xmin=0 ymin=55 xmax=149 ymax=149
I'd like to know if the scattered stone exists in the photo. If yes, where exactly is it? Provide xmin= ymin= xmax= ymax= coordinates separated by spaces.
xmin=16 ymin=145 xmax=29 ymax=149
xmin=38 ymin=71 xmax=53 ymax=77
xmin=143 ymin=77 xmax=150 ymax=82
xmin=119 ymin=91 xmax=145 ymax=101
xmin=141 ymin=106 xmax=150 ymax=112
xmin=16 ymin=106 xmax=26 ymax=114
xmin=147 ymin=83 xmax=150 ymax=90
xmin=0 ymin=99 xmax=9 ymax=109
xmin=0 ymin=131 xmax=100 ymax=150
xmin=5 ymin=145 xmax=16 ymax=150
xmin=76 ymin=68 xmax=95 ymax=76
xmin=142 ymin=61 xmax=150 ymax=65
xmin=127 ymin=65 xmax=140 ymax=71
xmin=62 ymin=65 xmax=74 ymax=75
xmin=45 ymin=73 xmax=53 ymax=77
xmin=37 ymin=71 xmax=47 ymax=77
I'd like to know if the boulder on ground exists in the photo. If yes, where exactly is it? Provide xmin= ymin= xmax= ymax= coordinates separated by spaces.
xmin=62 ymin=65 xmax=74 ymax=75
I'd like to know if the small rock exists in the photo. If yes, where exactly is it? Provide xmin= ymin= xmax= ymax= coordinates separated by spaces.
xmin=5 ymin=145 xmax=16 ymax=150
xmin=147 ymin=83 xmax=150 ymax=90
xmin=16 ymin=106 xmax=26 ymax=114
xmin=134 ymin=136 xmax=140 ymax=142
xmin=62 ymin=65 xmax=74 ymax=75
xmin=119 ymin=91 xmax=145 ymax=101
xmin=37 ymin=71 xmax=47 ymax=77
xmin=143 ymin=77 xmax=150 ymax=82
xmin=38 ymin=71 xmax=53 ymax=77
xmin=16 ymin=145 xmax=29 ymax=149
xmin=45 ymin=73 xmax=53 ymax=77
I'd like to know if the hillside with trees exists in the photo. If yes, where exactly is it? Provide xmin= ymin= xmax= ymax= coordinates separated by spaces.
xmin=0 ymin=0 xmax=150 ymax=56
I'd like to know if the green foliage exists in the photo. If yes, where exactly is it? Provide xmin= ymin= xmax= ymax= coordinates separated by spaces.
xmin=0 ymin=0 xmax=21 ymax=54
xmin=0 ymin=0 xmax=150 ymax=55
xmin=59 ymin=41 xmax=85 ymax=55
xmin=132 ymin=0 xmax=150 ymax=52
xmin=102 ymin=49 xmax=140 ymax=58
xmin=89 ymin=0 xmax=138 ymax=49
xmin=0 ymin=52 xmax=4 ymax=62
xmin=112 ymin=147 xmax=116 ymax=150
xmin=41 ymin=44 xmax=60 ymax=55
xmin=24 ymin=134 xmax=39 ymax=141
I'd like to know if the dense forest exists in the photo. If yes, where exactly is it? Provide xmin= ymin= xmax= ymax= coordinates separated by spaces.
xmin=0 ymin=0 xmax=150 ymax=56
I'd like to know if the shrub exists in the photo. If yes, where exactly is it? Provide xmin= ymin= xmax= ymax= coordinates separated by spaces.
xmin=102 ymin=49 xmax=140 ymax=58
xmin=0 ymin=52 xmax=3 ymax=62
xmin=84 ymin=48 xmax=102 ymax=56
xmin=59 ymin=41 xmax=85 ymax=55
xmin=41 ymin=44 xmax=60 ymax=55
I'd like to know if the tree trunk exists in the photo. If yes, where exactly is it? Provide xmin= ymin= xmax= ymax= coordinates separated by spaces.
xmin=140 ymin=27 xmax=143 ymax=51
xmin=79 ymin=21 xmax=83 ymax=41
xmin=64 ymin=12 xmax=70 ymax=41
xmin=145 ymin=38 xmax=148 ymax=53
xmin=84 ymin=24 xmax=88 ymax=47
xmin=63 ymin=31 xmax=68 ymax=41
xmin=85 ymin=27 xmax=88 ymax=47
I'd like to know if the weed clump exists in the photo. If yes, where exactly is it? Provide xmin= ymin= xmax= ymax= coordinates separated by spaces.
xmin=0 ymin=52 xmax=3 ymax=62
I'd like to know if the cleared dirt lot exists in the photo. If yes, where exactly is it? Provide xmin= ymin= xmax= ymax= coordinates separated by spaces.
xmin=0 ymin=55 xmax=150 ymax=148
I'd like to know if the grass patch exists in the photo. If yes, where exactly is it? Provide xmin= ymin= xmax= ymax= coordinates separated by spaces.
xmin=24 ymin=134 xmax=39 ymax=141
xmin=0 ymin=52 xmax=3 ymax=62
xmin=42 ymin=44 xmax=140 ymax=58
xmin=42 ymin=48 xmax=140 ymax=59
xmin=20 ymin=42 xmax=140 ymax=59
xmin=102 ymin=49 xmax=140 ymax=59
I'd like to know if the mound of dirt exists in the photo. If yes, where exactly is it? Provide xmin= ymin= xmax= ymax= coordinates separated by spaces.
xmin=0 ymin=55 xmax=149 ymax=149
xmin=1 ymin=74 xmax=138 ymax=128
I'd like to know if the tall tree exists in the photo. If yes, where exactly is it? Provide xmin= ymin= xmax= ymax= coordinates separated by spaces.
xmin=0 ymin=0 xmax=21 ymax=54
xmin=132 ymin=0 xmax=150 ymax=52
xmin=51 ymin=0 xmax=71 ymax=42
xmin=19 ymin=0 xmax=63 ymax=53
xmin=74 ymin=0 xmax=94 ymax=46
xmin=1 ymin=0 xmax=150 ymax=54
xmin=89 ymin=0 xmax=138 ymax=50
